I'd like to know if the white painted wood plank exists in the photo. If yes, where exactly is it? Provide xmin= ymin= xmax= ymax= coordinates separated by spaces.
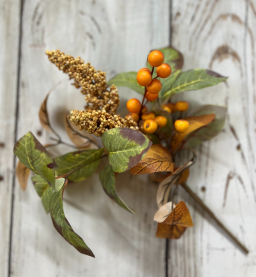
xmin=10 ymin=1 xmax=169 ymax=276
xmin=0 ymin=1 xmax=20 ymax=276
xmin=169 ymin=0 xmax=256 ymax=276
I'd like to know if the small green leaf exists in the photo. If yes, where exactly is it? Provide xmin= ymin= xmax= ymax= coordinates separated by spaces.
xmin=50 ymin=179 xmax=95 ymax=257
xmin=32 ymin=175 xmax=53 ymax=213
xmin=99 ymin=164 xmax=134 ymax=213
xmin=54 ymin=149 xmax=104 ymax=180
xmin=183 ymin=105 xmax=227 ymax=149
xmin=108 ymin=72 xmax=144 ymax=95
xmin=13 ymin=132 xmax=55 ymax=189
xmin=102 ymin=128 xmax=152 ymax=173
xmin=162 ymin=69 xmax=227 ymax=99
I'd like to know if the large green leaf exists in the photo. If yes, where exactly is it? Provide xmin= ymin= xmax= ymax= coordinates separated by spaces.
xmin=13 ymin=132 xmax=55 ymax=189
xmin=50 ymin=178 xmax=95 ymax=257
xmin=32 ymin=175 xmax=53 ymax=213
xmin=162 ymin=69 xmax=227 ymax=99
xmin=54 ymin=149 xmax=104 ymax=180
xmin=101 ymin=128 xmax=152 ymax=173
xmin=108 ymin=72 xmax=144 ymax=95
xmin=183 ymin=105 xmax=227 ymax=149
xmin=159 ymin=70 xmax=181 ymax=99
xmin=99 ymin=164 xmax=133 ymax=213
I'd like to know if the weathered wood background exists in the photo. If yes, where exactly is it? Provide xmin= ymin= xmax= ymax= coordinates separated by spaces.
xmin=0 ymin=0 xmax=256 ymax=276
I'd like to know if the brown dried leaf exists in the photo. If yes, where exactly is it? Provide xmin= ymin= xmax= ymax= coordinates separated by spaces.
xmin=39 ymin=92 xmax=53 ymax=133
xmin=16 ymin=161 xmax=30 ymax=191
xmin=178 ymin=168 xmax=190 ymax=185
xmin=156 ymin=223 xmax=187 ymax=239
xmin=171 ymin=114 xmax=215 ymax=152
xmin=154 ymin=201 xmax=193 ymax=227
xmin=65 ymin=116 xmax=97 ymax=149
xmin=130 ymin=144 xmax=174 ymax=175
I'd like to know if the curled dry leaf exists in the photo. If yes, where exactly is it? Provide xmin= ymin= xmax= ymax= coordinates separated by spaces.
xmin=130 ymin=144 xmax=174 ymax=175
xmin=171 ymin=114 xmax=215 ymax=152
xmin=156 ymin=154 xmax=196 ymax=207
xmin=154 ymin=201 xmax=193 ymax=227
xmin=16 ymin=161 xmax=30 ymax=191
xmin=156 ymin=223 xmax=187 ymax=239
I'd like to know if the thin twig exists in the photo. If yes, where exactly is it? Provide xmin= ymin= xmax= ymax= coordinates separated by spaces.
xmin=180 ymin=182 xmax=249 ymax=254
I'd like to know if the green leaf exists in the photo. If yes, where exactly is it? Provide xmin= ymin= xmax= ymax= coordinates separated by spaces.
xmin=32 ymin=175 xmax=53 ymax=213
xmin=108 ymin=72 xmax=144 ymax=95
xmin=162 ymin=69 xmax=227 ymax=99
xmin=54 ymin=149 xmax=104 ymax=180
xmin=50 ymin=179 xmax=95 ymax=257
xmin=13 ymin=132 xmax=55 ymax=189
xmin=99 ymin=164 xmax=134 ymax=213
xmin=159 ymin=70 xmax=181 ymax=99
xmin=101 ymin=128 xmax=152 ymax=173
xmin=183 ymin=105 xmax=227 ymax=149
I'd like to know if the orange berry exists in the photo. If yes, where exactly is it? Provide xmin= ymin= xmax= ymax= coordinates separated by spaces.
xmin=167 ymin=103 xmax=177 ymax=112
xmin=156 ymin=63 xmax=172 ymax=78
xmin=138 ymin=68 xmax=151 ymax=74
xmin=148 ymin=50 xmax=164 ymax=67
xmin=136 ymin=70 xmax=152 ymax=86
xmin=155 ymin=116 xmax=167 ymax=128
xmin=146 ymin=79 xmax=162 ymax=94
xmin=143 ymin=119 xmax=158 ymax=133
xmin=141 ymin=112 xmax=155 ymax=121
xmin=175 ymin=120 xmax=190 ymax=132
xmin=141 ymin=106 xmax=148 ymax=114
xmin=162 ymin=105 xmax=172 ymax=113
xmin=126 ymin=113 xmax=139 ymax=122
xmin=127 ymin=98 xmax=142 ymax=113
xmin=145 ymin=91 xmax=159 ymax=101
xmin=175 ymin=101 xmax=189 ymax=112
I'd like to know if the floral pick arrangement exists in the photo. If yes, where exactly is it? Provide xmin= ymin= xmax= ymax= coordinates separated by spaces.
xmin=14 ymin=46 xmax=248 ymax=257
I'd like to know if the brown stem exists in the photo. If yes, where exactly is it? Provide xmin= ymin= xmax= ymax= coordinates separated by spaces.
xmin=180 ymin=182 xmax=249 ymax=254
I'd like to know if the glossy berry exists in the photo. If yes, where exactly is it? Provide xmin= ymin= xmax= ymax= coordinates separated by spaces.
xmin=138 ymin=68 xmax=151 ymax=74
xmin=167 ymin=103 xmax=177 ymax=112
xmin=141 ymin=106 xmax=148 ymax=114
xmin=146 ymin=79 xmax=162 ymax=94
xmin=144 ymin=119 xmax=158 ymax=133
xmin=145 ymin=91 xmax=159 ymax=101
xmin=162 ymin=105 xmax=172 ymax=113
xmin=175 ymin=119 xmax=190 ymax=132
xmin=176 ymin=101 xmax=189 ymax=112
xmin=142 ymin=112 xmax=155 ymax=121
xmin=148 ymin=50 xmax=164 ymax=67
xmin=155 ymin=116 xmax=167 ymax=128
xmin=156 ymin=63 xmax=172 ymax=78
xmin=127 ymin=113 xmax=139 ymax=122
xmin=137 ymin=70 xmax=152 ymax=86
xmin=127 ymin=98 xmax=142 ymax=113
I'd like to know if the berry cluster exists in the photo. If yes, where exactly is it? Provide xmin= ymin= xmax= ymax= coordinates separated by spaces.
xmin=126 ymin=50 xmax=190 ymax=134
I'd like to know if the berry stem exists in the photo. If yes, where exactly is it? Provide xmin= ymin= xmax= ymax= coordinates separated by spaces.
xmin=139 ymin=87 xmax=147 ymax=118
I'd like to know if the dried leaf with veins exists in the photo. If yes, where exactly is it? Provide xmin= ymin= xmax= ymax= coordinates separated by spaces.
xmin=156 ymin=223 xmax=187 ymax=239
xmin=16 ymin=161 xmax=30 ymax=191
xmin=130 ymin=144 xmax=174 ymax=175
xmin=154 ymin=201 xmax=193 ymax=227
xmin=171 ymin=114 xmax=215 ymax=152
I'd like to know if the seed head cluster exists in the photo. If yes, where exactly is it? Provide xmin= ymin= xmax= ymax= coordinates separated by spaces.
xmin=68 ymin=110 xmax=139 ymax=137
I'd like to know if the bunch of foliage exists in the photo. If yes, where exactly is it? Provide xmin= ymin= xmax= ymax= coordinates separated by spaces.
xmin=14 ymin=46 xmax=227 ymax=258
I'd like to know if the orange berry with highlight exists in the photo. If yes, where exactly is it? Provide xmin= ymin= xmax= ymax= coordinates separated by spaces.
xmin=155 ymin=116 xmax=167 ymax=128
xmin=156 ymin=63 xmax=172 ymax=78
xmin=144 ymin=119 xmax=158 ymax=133
xmin=136 ymin=70 xmax=152 ymax=86
xmin=148 ymin=50 xmax=164 ymax=67
xmin=138 ymin=68 xmax=151 ymax=74
xmin=167 ymin=103 xmax=177 ymax=112
xmin=175 ymin=101 xmax=189 ymax=112
xmin=175 ymin=120 xmax=190 ymax=132
xmin=126 ymin=113 xmax=139 ymax=122
xmin=146 ymin=79 xmax=162 ymax=94
xmin=141 ymin=112 xmax=155 ymax=121
xmin=127 ymin=98 xmax=142 ymax=113
xmin=162 ymin=105 xmax=172 ymax=113
xmin=141 ymin=106 xmax=148 ymax=114
xmin=145 ymin=91 xmax=159 ymax=101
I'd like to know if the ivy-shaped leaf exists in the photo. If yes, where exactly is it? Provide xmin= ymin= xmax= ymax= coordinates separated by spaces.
xmin=50 ymin=178 xmax=95 ymax=257
xmin=13 ymin=132 xmax=56 ymax=189
xmin=99 ymin=164 xmax=133 ymax=213
xmin=108 ymin=72 xmax=144 ymax=95
xmin=101 ymin=128 xmax=152 ymax=173
xmin=31 ymin=175 xmax=53 ymax=213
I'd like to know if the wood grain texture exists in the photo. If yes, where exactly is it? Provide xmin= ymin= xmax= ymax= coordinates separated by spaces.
xmin=169 ymin=0 xmax=256 ymax=276
xmin=10 ymin=1 xmax=169 ymax=276
xmin=0 ymin=1 xmax=20 ymax=276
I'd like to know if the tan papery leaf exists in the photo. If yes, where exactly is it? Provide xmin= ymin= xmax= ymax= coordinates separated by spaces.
xmin=130 ymin=144 xmax=174 ymax=175
xmin=156 ymin=223 xmax=187 ymax=239
xmin=171 ymin=114 xmax=215 ymax=152
xmin=39 ymin=92 xmax=54 ymax=133
xmin=16 ymin=161 xmax=30 ymax=191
